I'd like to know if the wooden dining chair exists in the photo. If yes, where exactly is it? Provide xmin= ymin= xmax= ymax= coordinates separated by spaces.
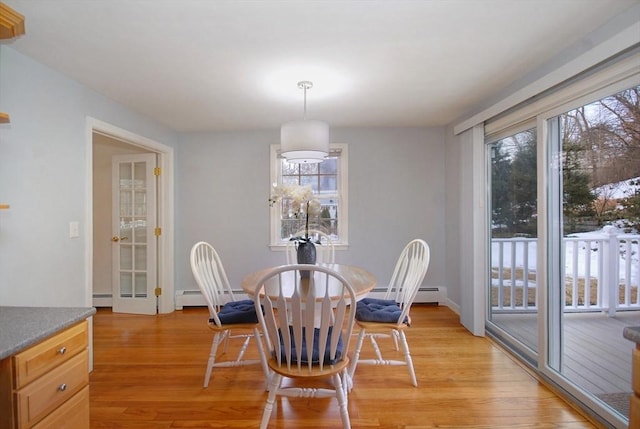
xmin=190 ymin=241 xmax=269 ymax=387
xmin=285 ymin=228 xmax=336 ymax=264
xmin=348 ymin=239 xmax=430 ymax=387
xmin=252 ymin=264 xmax=357 ymax=429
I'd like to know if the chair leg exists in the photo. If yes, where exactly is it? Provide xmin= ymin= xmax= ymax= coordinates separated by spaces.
xmin=391 ymin=329 xmax=400 ymax=351
xmin=204 ymin=331 xmax=224 ymax=388
xmin=260 ymin=373 xmax=282 ymax=429
xmin=398 ymin=330 xmax=417 ymax=387
xmin=222 ymin=329 xmax=231 ymax=354
xmin=340 ymin=369 xmax=350 ymax=405
xmin=236 ymin=334 xmax=252 ymax=362
xmin=253 ymin=327 xmax=271 ymax=382
xmin=368 ymin=333 xmax=384 ymax=361
xmin=333 ymin=373 xmax=351 ymax=429
xmin=348 ymin=328 xmax=366 ymax=386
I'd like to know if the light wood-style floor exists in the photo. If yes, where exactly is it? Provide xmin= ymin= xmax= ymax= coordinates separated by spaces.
xmin=89 ymin=305 xmax=601 ymax=429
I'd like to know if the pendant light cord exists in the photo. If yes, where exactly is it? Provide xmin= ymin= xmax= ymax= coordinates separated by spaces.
xmin=298 ymin=81 xmax=313 ymax=120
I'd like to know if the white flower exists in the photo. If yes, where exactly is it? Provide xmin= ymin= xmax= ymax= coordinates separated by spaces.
xmin=289 ymin=185 xmax=313 ymax=209
xmin=270 ymin=184 xmax=317 ymax=216
xmin=307 ymin=199 xmax=321 ymax=216
xmin=269 ymin=183 xmax=322 ymax=241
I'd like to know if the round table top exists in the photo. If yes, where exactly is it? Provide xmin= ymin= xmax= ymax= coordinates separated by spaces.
xmin=241 ymin=263 xmax=376 ymax=301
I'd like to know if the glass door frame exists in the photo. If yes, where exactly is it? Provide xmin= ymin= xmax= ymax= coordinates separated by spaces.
xmin=483 ymin=63 xmax=640 ymax=429
xmin=536 ymin=81 xmax=639 ymax=429
xmin=484 ymin=123 xmax=539 ymax=368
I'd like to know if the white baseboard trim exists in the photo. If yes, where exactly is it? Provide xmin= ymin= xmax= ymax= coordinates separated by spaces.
xmin=174 ymin=290 xmax=252 ymax=309
xmin=445 ymin=298 xmax=460 ymax=315
xmin=365 ymin=286 xmax=446 ymax=305
xmin=174 ymin=286 xmax=448 ymax=309
xmin=92 ymin=294 xmax=113 ymax=307
xmin=175 ymin=290 xmax=206 ymax=309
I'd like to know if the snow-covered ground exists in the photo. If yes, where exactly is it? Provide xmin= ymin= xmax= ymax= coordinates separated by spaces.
xmin=595 ymin=176 xmax=640 ymax=199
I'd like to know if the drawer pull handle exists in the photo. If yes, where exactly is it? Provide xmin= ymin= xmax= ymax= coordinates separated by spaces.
xmin=58 ymin=346 xmax=67 ymax=355
xmin=58 ymin=383 xmax=67 ymax=392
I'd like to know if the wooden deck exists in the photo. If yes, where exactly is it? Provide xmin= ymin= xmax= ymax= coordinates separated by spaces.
xmin=491 ymin=310 xmax=640 ymax=415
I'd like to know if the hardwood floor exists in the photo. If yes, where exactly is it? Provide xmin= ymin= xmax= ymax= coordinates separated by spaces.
xmin=89 ymin=305 xmax=600 ymax=428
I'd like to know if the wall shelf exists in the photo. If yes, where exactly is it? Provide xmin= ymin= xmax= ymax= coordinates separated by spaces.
xmin=1 ymin=2 xmax=25 ymax=125
xmin=0 ymin=2 xmax=25 ymax=39
xmin=0 ymin=3 xmax=20 ymax=222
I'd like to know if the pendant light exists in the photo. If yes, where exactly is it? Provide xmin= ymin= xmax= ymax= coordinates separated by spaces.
xmin=280 ymin=81 xmax=329 ymax=163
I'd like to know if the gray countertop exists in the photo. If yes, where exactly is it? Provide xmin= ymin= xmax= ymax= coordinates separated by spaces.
xmin=0 ymin=306 xmax=96 ymax=360
xmin=623 ymin=326 xmax=640 ymax=344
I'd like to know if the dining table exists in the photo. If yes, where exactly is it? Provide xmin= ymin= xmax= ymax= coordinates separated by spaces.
xmin=241 ymin=263 xmax=377 ymax=302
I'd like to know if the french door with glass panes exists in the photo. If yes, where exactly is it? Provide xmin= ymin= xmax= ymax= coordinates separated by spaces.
xmin=111 ymin=153 xmax=158 ymax=315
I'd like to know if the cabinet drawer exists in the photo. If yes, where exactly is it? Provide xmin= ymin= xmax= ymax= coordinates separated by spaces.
xmin=15 ymin=349 xmax=88 ymax=429
xmin=31 ymin=385 xmax=89 ymax=429
xmin=630 ymin=392 xmax=640 ymax=429
xmin=13 ymin=321 xmax=88 ymax=389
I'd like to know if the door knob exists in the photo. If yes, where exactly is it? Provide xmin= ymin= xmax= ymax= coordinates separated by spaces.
xmin=112 ymin=236 xmax=129 ymax=242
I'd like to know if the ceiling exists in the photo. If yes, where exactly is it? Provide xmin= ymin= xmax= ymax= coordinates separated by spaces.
xmin=3 ymin=0 xmax=638 ymax=133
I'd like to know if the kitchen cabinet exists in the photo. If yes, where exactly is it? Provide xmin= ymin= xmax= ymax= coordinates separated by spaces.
xmin=0 ymin=307 xmax=95 ymax=428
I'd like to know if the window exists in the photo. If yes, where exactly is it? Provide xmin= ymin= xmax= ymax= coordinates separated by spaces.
xmin=270 ymin=144 xmax=348 ymax=248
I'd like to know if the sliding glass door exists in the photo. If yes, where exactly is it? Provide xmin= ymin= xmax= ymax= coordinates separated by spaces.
xmin=486 ymin=84 xmax=639 ymax=428
xmin=487 ymin=126 xmax=539 ymax=363
xmin=544 ymin=87 xmax=639 ymax=425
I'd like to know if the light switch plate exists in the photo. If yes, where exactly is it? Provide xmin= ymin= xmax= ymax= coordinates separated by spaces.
xmin=69 ymin=221 xmax=79 ymax=238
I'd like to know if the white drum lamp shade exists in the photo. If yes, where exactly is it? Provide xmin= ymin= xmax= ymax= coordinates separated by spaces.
xmin=280 ymin=81 xmax=329 ymax=164
xmin=280 ymin=119 xmax=329 ymax=163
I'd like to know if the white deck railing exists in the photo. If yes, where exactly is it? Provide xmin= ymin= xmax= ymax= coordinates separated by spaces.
xmin=492 ymin=226 xmax=640 ymax=315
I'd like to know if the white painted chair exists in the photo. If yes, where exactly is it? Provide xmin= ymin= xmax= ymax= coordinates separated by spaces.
xmin=285 ymin=228 xmax=336 ymax=264
xmin=190 ymin=241 xmax=269 ymax=387
xmin=348 ymin=239 xmax=430 ymax=387
xmin=252 ymin=264 xmax=356 ymax=429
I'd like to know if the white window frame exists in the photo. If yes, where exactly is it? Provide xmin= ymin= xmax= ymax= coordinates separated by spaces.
xmin=269 ymin=143 xmax=348 ymax=249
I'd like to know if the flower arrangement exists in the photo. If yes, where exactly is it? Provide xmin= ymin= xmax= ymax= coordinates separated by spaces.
xmin=269 ymin=183 xmax=322 ymax=242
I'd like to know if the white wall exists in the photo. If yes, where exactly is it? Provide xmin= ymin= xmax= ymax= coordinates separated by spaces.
xmin=0 ymin=46 xmax=177 ymax=307
xmin=0 ymin=45 xmax=450 ymax=310
xmin=176 ymin=127 xmax=448 ymax=298
xmin=444 ymin=125 xmax=462 ymax=310
xmin=0 ymin=4 xmax=633 ymax=323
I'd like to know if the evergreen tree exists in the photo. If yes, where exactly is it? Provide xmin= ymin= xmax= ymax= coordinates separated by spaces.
xmin=490 ymin=142 xmax=513 ymax=236
xmin=509 ymin=130 xmax=537 ymax=236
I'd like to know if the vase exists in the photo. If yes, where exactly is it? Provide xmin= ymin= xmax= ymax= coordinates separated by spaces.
xmin=296 ymin=241 xmax=316 ymax=278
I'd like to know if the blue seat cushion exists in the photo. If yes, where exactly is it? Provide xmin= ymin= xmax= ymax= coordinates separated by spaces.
xmin=356 ymin=297 xmax=408 ymax=325
xmin=277 ymin=326 xmax=344 ymax=365
xmin=213 ymin=299 xmax=259 ymax=324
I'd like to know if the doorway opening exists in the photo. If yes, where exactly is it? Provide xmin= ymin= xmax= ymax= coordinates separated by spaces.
xmin=87 ymin=118 xmax=175 ymax=314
